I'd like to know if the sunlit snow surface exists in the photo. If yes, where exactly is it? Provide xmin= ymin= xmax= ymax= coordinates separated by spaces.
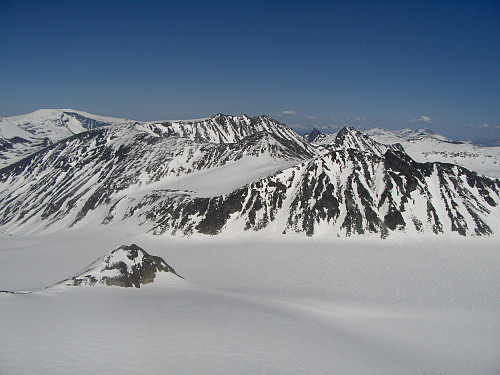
xmin=365 ymin=128 xmax=500 ymax=179
xmin=1 ymin=227 xmax=499 ymax=375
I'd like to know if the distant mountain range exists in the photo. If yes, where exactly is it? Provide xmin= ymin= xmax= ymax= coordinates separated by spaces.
xmin=0 ymin=109 xmax=499 ymax=237
xmin=0 ymin=109 xmax=135 ymax=168
xmin=305 ymin=126 xmax=500 ymax=178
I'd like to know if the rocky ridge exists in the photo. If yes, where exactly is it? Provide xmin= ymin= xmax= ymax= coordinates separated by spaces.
xmin=0 ymin=112 xmax=498 ymax=237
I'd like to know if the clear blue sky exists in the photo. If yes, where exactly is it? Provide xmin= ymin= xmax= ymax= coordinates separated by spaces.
xmin=1 ymin=0 xmax=499 ymax=141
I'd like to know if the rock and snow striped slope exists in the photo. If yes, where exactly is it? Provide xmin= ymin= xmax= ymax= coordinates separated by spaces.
xmin=143 ymin=149 xmax=500 ymax=237
xmin=0 ymin=110 xmax=498 ymax=237
xmin=306 ymin=126 xmax=500 ymax=179
xmin=1 ymin=128 xmax=498 ymax=237
xmin=0 ymin=118 xmax=312 ymax=233
xmin=139 ymin=113 xmax=316 ymax=150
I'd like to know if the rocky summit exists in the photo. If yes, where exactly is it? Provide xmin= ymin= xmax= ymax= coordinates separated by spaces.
xmin=66 ymin=244 xmax=182 ymax=288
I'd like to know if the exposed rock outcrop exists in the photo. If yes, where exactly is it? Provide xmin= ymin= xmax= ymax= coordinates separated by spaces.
xmin=66 ymin=244 xmax=182 ymax=288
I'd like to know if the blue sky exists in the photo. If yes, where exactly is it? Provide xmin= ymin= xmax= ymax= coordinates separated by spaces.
xmin=1 ymin=0 xmax=499 ymax=141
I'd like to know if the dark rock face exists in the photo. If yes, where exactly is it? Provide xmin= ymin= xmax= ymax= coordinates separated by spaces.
xmin=304 ymin=128 xmax=325 ymax=143
xmin=0 ymin=136 xmax=30 ymax=152
xmin=68 ymin=244 xmax=182 ymax=288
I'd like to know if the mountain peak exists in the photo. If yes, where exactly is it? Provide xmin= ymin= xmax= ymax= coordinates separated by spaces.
xmin=331 ymin=125 xmax=404 ymax=156
xmin=65 ymin=244 xmax=182 ymax=288
xmin=336 ymin=125 xmax=358 ymax=135
xmin=0 ymin=109 xmax=136 ymax=169
xmin=305 ymin=128 xmax=323 ymax=143
xmin=210 ymin=113 xmax=228 ymax=120
xmin=138 ymin=114 xmax=316 ymax=158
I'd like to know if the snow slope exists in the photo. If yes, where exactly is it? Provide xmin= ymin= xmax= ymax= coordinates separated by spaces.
xmin=366 ymin=128 xmax=500 ymax=178
xmin=0 ymin=118 xmax=36 ymax=140
xmin=4 ymin=109 xmax=136 ymax=139
xmin=1 ymin=229 xmax=499 ymax=375
xmin=0 ymin=109 xmax=136 ymax=168
xmin=1 ymin=110 xmax=499 ymax=374
xmin=314 ymin=126 xmax=404 ymax=157
xmin=305 ymin=126 xmax=500 ymax=179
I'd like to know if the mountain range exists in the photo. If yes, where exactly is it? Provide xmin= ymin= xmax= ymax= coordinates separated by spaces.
xmin=306 ymin=126 xmax=500 ymax=178
xmin=0 ymin=109 xmax=499 ymax=237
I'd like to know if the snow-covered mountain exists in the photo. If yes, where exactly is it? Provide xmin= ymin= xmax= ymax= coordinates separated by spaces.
xmin=0 ymin=109 xmax=135 ymax=168
xmin=141 ymin=113 xmax=316 ymax=147
xmin=0 ymin=117 xmax=49 ymax=168
xmin=0 ymin=115 xmax=314 ymax=232
xmin=144 ymin=149 xmax=499 ymax=237
xmin=303 ymin=128 xmax=328 ymax=143
xmin=0 ymin=110 xmax=316 ymax=169
xmin=365 ymin=128 xmax=500 ymax=178
xmin=304 ymin=126 xmax=500 ymax=179
xmin=304 ymin=126 xmax=404 ymax=157
xmin=4 ymin=109 xmax=136 ymax=138
xmin=2 ymin=110 xmax=499 ymax=375
xmin=329 ymin=126 xmax=404 ymax=156
xmin=0 ymin=112 xmax=498 ymax=237
xmin=64 ymin=244 xmax=182 ymax=288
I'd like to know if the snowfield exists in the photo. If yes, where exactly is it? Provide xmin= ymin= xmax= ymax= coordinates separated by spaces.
xmin=1 ymin=111 xmax=499 ymax=374
xmin=365 ymin=128 xmax=500 ymax=179
xmin=1 ymin=228 xmax=499 ymax=375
